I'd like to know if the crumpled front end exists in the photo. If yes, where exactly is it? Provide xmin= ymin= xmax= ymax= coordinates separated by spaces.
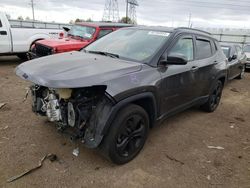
xmin=30 ymin=84 xmax=113 ymax=148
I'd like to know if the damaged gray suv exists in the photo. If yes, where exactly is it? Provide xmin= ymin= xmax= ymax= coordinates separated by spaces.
xmin=16 ymin=27 xmax=227 ymax=164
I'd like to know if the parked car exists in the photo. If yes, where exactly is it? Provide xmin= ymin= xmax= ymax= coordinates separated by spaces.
xmin=243 ymin=44 xmax=250 ymax=69
xmin=16 ymin=27 xmax=227 ymax=164
xmin=221 ymin=43 xmax=246 ymax=80
xmin=29 ymin=22 xmax=132 ymax=59
xmin=0 ymin=12 xmax=64 ymax=60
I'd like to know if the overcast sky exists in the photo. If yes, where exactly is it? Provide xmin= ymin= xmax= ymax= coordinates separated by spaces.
xmin=1 ymin=0 xmax=250 ymax=28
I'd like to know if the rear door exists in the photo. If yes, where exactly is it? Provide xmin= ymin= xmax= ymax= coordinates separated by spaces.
xmin=193 ymin=36 xmax=218 ymax=97
xmin=0 ymin=18 xmax=11 ymax=53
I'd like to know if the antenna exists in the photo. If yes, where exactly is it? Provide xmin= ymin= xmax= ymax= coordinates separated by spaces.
xmin=102 ymin=0 xmax=120 ymax=22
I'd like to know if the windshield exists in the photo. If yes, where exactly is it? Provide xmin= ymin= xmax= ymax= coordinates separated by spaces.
xmin=68 ymin=25 xmax=96 ymax=39
xmin=243 ymin=45 xmax=250 ymax=53
xmin=85 ymin=29 xmax=170 ymax=62
xmin=221 ymin=46 xmax=230 ymax=58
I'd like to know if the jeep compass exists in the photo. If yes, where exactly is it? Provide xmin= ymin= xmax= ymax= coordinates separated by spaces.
xmin=16 ymin=27 xmax=227 ymax=164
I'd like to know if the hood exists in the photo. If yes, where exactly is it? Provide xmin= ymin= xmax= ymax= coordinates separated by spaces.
xmin=16 ymin=51 xmax=142 ymax=88
xmin=37 ymin=38 xmax=90 ymax=52
xmin=244 ymin=52 xmax=250 ymax=58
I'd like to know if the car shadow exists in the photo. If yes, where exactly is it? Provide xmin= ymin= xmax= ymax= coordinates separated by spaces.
xmin=0 ymin=55 xmax=24 ymax=66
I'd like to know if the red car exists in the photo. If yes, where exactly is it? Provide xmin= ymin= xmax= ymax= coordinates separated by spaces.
xmin=29 ymin=22 xmax=132 ymax=58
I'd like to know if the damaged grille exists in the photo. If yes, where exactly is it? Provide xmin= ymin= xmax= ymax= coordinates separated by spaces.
xmin=35 ymin=44 xmax=53 ymax=56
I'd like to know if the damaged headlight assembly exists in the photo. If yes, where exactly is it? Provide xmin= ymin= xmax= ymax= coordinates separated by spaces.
xmin=29 ymin=84 xmax=112 ymax=144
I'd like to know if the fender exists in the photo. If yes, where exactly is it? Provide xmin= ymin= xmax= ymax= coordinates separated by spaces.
xmin=83 ymin=92 xmax=157 ymax=148
xmin=27 ymin=34 xmax=50 ymax=49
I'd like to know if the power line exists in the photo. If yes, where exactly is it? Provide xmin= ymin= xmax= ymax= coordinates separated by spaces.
xmin=172 ymin=0 xmax=250 ymax=9
xmin=159 ymin=0 xmax=250 ymax=12
xmin=161 ymin=0 xmax=250 ymax=7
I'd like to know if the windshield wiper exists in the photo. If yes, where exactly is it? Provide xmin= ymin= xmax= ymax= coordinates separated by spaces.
xmin=88 ymin=50 xmax=119 ymax=58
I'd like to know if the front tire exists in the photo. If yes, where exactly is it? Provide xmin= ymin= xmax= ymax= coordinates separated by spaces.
xmin=201 ymin=80 xmax=223 ymax=112
xmin=100 ymin=104 xmax=149 ymax=165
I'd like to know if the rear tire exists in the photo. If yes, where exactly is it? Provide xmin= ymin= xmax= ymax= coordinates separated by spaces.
xmin=236 ymin=65 xmax=245 ymax=79
xmin=100 ymin=104 xmax=149 ymax=165
xmin=17 ymin=53 xmax=28 ymax=61
xmin=201 ymin=80 xmax=223 ymax=112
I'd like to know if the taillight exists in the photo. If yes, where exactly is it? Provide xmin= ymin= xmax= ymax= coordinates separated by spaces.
xmin=51 ymin=48 xmax=57 ymax=54
xmin=59 ymin=32 xmax=64 ymax=38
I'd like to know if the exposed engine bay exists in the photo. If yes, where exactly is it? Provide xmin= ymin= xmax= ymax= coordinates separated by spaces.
xmin=30 ymin=84 xmax=113 ymax=148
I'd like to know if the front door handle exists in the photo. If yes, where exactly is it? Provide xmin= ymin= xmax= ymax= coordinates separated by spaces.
xmin=0 ymin=31 xmax=7 ymax=35
xmin=190 ymin=66 xmax=199 ymax=72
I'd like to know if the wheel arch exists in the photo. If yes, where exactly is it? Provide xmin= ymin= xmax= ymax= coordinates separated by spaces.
xmin=103 ymin=92 xmax=158 ymax=134
xmin=30 ymin=38 xmax=44 ymax=49
xmin=83 ymin=92 xmax=158 ymax=149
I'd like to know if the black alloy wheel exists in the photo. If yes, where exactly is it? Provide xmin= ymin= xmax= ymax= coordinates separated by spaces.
xmin=116 ymin=114 xmax=147 ymax=158
xmin=100 ymin=104 xmax=149 ymax=164
xmin=210 ymin=82 xmax=223 ymax=111
xmin=201 ymin=80 xmax=223 ymax=112
xmin=236 ymin=65 xmax=245 ymax=79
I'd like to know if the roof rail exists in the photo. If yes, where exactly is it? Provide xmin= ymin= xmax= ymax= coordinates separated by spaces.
xmin=175 ymin=27 xmax=211 ymax=35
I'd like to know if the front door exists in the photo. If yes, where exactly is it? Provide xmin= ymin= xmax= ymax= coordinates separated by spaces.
xmin=159 ymin=35 xmax=198 ymax=115
xmin=0 ymin=18 xmax=11 ymax=53
xmin=227 ymin=46 xmax=239 ymax=79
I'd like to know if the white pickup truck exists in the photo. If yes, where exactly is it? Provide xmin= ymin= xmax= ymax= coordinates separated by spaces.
xmin=0 ymin=12 xmax=70 ymax=59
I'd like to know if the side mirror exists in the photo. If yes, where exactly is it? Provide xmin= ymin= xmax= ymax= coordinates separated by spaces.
xmin=63 ymin=27 xmax=70 ymax=32
xmin=228 ymin=54 xmax=237 ymax=62
xmin=159 ymin=53 xmax=188 ymax=66
xmin=232 ymin=54 xmax=237 ymax=60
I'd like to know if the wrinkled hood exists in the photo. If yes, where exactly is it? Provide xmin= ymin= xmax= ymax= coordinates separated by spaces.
xmin=37 ymin=38 xmax=90 ymax=52
xmin=16 ymin=51 xmax=142 ymax=88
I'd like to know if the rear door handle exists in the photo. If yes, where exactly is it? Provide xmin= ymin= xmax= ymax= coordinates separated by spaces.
xmin=0 ymin=31 xmax=7 ymax=35
xmin=190 ymin=66 xmax=199 ymax=72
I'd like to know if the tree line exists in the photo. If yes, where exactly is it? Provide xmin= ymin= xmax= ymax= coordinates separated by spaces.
xmin=16 ymin=16 xmax=135 ymax=24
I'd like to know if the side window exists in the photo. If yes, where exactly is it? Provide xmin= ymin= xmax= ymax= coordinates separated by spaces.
xmin=97 ymin=29 xmax=113 ymax=39
xmin=196 ymin=38 xmax=212 ymax=59
xmin=0 ymin=19 xmax=2 ymax=27
xmin=169 ymin=37 xmax=194 ymax=61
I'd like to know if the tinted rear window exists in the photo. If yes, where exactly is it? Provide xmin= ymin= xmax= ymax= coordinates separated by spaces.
xmin=196 ymin=39 xmax=212 ymax=59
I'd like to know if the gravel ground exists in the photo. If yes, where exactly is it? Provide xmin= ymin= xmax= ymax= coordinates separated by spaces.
xmin=0 ymin=55 xmax=250 ymax=188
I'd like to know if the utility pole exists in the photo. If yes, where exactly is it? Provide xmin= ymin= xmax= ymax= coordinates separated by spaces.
xmin=102 ymin=0 xmax=120 ymax=22
xmin=126 ymin=0 xmax=128 ymax=23
xmin=188 ymin=13 xmax=192 ymax=28
xmin=128 ymin=0 xmax=138 ymax=24
xmin=30 ymin=0 xmax=35 ymax=21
